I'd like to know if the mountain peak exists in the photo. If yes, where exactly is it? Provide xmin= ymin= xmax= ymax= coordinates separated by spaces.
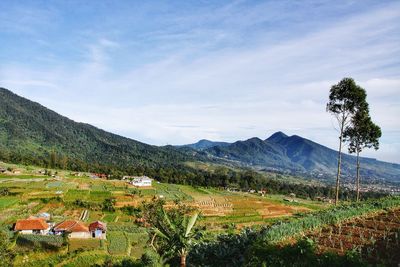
xmin=181 ymin=139 xmax=230 ymax=150
xmin=266 ymin=131 xmax=288 ymax=142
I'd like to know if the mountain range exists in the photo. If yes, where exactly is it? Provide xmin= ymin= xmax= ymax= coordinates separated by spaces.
xmin=183 ymin=132 xmax=400 ymax=183
xmin=1 ymin=87 xmax=399 ymax=183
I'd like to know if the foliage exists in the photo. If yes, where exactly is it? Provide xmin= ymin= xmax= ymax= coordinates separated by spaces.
xmin=107 ymin=223 xmax=145 ymax=233
xmin=0 ymin=187 xmax=10 ymax=196
xmin=16 ymin=234 xmax=64 ymax=250
xmin=143 ymin=200 xmax=200 ymax=266
xmin=0 ymin=231 xmax=15 ymax=267
xmin=121 ymin=205 xmax=142 ymax=217
xmin=141 ymin=250 xmax=162 ymax=267
xmin=247 ymin=238 xmax=365 ymax=267
xmin=343 ymin=107 xmax=381 ymax=201
xmin=189 ymin=196 xmax=400 ymax=266
xmin=189 ymin=228 xmax=261 ymax=267
xmin=0 ymin=87 xmax=193 ymax=174
xmin=103 ymin=198 xmax=116 ymax=212
xmin=72 ymin=199 xmax=103 ymax=210
xmin=326 ymin=77 xmax=368 ymax=204
xmin=108 ymin=231 xmax=129 ymax=255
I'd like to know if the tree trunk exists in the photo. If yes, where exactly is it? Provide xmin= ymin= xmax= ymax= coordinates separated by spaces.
xmin=356 ymin=150 xmax=360 ymax=202
xmin=335 ymin=118 xmax=345 ymax=206
xmin=180 ymin=254 xmax=187 ymax=267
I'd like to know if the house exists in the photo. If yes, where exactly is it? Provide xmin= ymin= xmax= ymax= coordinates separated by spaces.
xmin=14 ymin=217 xmax=50 ymax=235
xmin=0 ymin=167 xmax=6 ymax=173
xmin=53 ymin=220 xmax=90 ymax=239
xmin=131 ymin=176 xmax=152 ymax=187
xmin=89 ymin=221 xmax=107 ymax=239
xmin=90 ymin=173 xmax=108 ymax=179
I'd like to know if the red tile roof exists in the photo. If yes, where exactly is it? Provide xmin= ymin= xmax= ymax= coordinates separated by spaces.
xmin=89 ymin=221 xmax=106 ymax=231
xmin=53 ymin=220 xmax=89 ymax=233
xmin=15 ymin=218 xmax=49 ymax=231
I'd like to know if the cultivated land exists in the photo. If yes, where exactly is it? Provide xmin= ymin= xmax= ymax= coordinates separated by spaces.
xmin=0 ymin=161 xmax=325 ymax=266
xmin=2 ymin=161 xmax=399 ymax=266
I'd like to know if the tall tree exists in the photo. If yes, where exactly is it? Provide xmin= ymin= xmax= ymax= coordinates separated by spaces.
xmin=344 ymin=109 xmax=381 ymax=201
xmin=326 ymin=78 xmax=367 ymax=205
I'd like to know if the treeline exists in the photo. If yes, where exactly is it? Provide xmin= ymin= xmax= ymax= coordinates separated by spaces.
xmin=0 ymin=149 xmax=386 ymax=201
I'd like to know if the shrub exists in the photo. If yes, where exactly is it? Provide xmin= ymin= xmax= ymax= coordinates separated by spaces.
xmin=141 ymin=250 xmax=161 ymax=267
xmin=17 ymin=234 xmax=64 ymax=250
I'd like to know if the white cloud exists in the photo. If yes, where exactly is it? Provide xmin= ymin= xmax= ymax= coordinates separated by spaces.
xmin=0 ymin=1 xmax=399 ymax=163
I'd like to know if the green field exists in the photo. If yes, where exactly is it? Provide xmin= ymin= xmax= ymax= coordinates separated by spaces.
xmin=0 ymin=197 xmax=19 ymax=209
xmin=107 ymin=231 xmax=128 ymax=255
xmin=0 ymin=162 xmax=328 ymax=266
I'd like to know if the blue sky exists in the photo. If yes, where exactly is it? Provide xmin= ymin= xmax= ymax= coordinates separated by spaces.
xmin=0 ymin=1 xmax=399 ymax=163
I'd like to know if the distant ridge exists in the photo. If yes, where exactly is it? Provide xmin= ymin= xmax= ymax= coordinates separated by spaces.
xmin=180 ymin=139 xmax=231 ymax=150
xmin=188 ymin=132 xmax=400 ymax=182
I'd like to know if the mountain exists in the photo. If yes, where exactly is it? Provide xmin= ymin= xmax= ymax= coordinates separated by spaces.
xmin=2 ymin=87 xmax=399 ymax=183
xmin=201 ymin=132 xmax=400 ymax=182
xmin=180 ymin=139 xmax=231 ymax=150
xmin=0 ymin=88 xmax=192 ymax=171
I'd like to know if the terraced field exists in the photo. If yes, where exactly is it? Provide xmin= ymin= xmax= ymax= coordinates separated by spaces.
xmin=307 ymin=208 xmax=400 ymax=265
xmin=0 ymin=162 xmax=330 ymax=265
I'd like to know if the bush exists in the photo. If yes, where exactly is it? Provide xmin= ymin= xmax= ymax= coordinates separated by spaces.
xmin=17 ymin=234 xmax=64 ymax=250
xmin=141 ymin=250 xmax=161 ymax=267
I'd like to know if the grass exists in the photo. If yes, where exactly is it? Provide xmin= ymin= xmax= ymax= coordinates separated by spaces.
xmin=0 ymin=196 xmax=19 ymax=209
xmin=0 ymin=174 xmax=43 ymax=179
xmin=89 ymin=190 xmax=111 ymax=202
xmin=154 ymin=183 xmax=193 ymax=201
xmin=65 ymin=189 xmax=90 ymax=201
xmin=46 ymin=181 xmax=64 ymax=188
xmin=103 ymin=213 xmax=117 ymax=223
xmin=107 ymin=231 xmax=129 ymax=255
xmin=126 ymin=232 xmax=149 ymax=258
xmin=69 ymin=238 xmax=103 ymax=252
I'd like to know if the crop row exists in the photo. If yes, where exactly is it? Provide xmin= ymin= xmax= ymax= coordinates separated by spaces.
xmin=261 ymin=196 xmax=400 ymax=244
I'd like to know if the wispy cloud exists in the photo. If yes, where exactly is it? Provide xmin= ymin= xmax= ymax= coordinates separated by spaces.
xmin=0 ymin=0 xmax=399 ymax=162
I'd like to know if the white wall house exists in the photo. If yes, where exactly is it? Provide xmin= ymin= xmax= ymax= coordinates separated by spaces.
xmin=14 ymin=218 xmax=50 ymax=235
xmin=53 ymin=220 xmax=91 ymax=239
xmin=131 ymin=176 xmax=152 ymax=187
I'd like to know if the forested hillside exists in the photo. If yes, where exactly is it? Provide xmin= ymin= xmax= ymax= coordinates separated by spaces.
xmin=0 ymin=88 xmax=192 ymax=172
xmin=202 ymin=132 xmax=400 ymax=182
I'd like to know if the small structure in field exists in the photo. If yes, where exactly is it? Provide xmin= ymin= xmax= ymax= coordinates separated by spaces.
xmin=53 ymin=220 xmax=90 ymax=239
xmin=37 ymin=212 xmax=51 ymax=221
xmin=258 ymin=189 xmax=267 ymax=196
xmin=89 ymin=221 xmax=107 ymax=239
xmin=0 ymin=167 xmax=6 ymax=173
xmin=14 ymin=217 xmax=50 ymax=235
xmin=131 ymin=176 xmax=152 ymax=187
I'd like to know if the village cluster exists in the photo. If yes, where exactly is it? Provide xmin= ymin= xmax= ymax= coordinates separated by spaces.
xmin=14 ymin=214 xmax=107 ymax=239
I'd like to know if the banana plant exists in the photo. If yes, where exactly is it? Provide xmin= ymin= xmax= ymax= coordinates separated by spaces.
xmin=151 ymin=209 xmax=199 ymax=267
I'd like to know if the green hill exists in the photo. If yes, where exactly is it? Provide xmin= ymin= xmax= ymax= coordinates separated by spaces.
xmin=0 ymin=87 xmax=192 ymax=171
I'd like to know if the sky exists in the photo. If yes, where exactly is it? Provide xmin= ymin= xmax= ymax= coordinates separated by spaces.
xmin=0 ymin=0 xmax=399 ymax=163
